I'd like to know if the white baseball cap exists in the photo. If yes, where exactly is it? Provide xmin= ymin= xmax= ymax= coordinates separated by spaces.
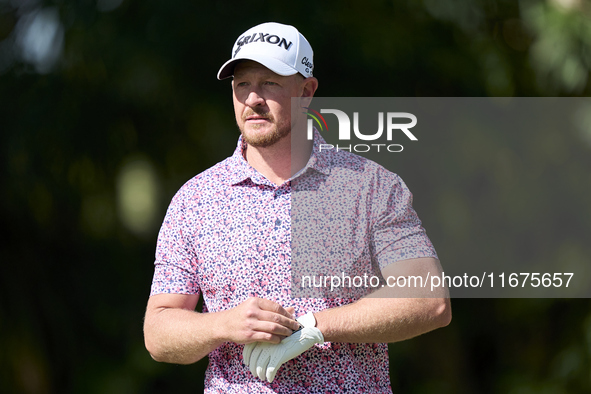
xmin=217 ymin=22 xmax=314 ymax=80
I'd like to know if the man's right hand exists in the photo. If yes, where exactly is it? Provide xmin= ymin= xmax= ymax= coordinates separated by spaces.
xmin=218 ymin=297 xmax=300 ymax=344
xmin=144 ymin=294 xmax=299 ymax=364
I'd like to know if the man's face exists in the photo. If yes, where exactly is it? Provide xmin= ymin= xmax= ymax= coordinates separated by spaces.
xmin=232 ymin=61 xmax=306 ymax=148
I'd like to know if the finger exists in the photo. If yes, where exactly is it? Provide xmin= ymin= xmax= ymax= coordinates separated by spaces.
xmin=242 ymin=332 xmax=283 ymax=345
xmin=266 ymin=351 xmax=282 ymax=383
xmin=266 ymin=341 xmax=288 ymax=383
xmin=267 ymin=365 xmax=278 ymax=383
xmin=256 ymin=298 xmax=296 ymax=319
xmin=243 ymin=342 xmax=255 ymax=366
xmin=285 ymin=306 xmax=295 ymax=319
xmin=255 ymin=322 xmax=294 ymax=339
xmin=256 ymin=347 xmax=272 ymax=381
xmin=257 ymin=311 xmax=301 ymax=332
xmin=244 ymin=316 xmax=296 ymax=339
xmin=249 ymin=343 xmax=265 ymax=377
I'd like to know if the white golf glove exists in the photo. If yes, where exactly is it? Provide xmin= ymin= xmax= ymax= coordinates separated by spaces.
xmin=243 ymin=312 xmax=324 ymax=383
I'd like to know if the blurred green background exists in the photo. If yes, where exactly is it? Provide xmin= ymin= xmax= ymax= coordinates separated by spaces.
xmin=1 ymin=0 xmax=591 ymax=393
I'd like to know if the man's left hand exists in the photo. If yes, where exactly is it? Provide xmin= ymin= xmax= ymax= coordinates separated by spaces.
xmin=243 ymin=312 xmax=324 ymax=383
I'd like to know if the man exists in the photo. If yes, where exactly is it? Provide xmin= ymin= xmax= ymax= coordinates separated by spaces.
xmin=144 ymin=22 xmax=451 ymax=393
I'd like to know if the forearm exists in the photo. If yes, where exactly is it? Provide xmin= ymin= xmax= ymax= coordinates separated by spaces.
xmin=143 ymin=294 xmax=300 ymax=365
xmin=314 ymin=296 xmax=451 ymax=343
xmin=144 ymin=304 xmax=225 ymax=364
xmin=315 ymin=257 xmax=452 ymax=343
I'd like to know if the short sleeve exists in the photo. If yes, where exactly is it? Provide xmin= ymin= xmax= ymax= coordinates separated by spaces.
xmin=150 ymin=188 xmax=200 ymax=296
xmin=371 ymin=174 xmax=438 ymax=270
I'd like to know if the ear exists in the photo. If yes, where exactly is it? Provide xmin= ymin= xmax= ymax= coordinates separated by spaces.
xmin=301 ymin=77 xmax=318 ymax=98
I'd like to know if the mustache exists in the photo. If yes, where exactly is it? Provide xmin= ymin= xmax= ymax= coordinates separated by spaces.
xmin=242 ymin=109 xmax=274 ymax=122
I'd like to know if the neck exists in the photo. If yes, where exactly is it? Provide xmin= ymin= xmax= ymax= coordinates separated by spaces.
xmin=245 ymin=135 xmax=313 ymax=186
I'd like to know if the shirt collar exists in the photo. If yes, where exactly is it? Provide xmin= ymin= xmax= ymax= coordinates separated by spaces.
xmin=226 ymin=129 xmax=333 ymax=185
xmin=301 ymin=128 xmax=332 ymax=177
xmin=226 ymin=136 xmax=259 ymax=185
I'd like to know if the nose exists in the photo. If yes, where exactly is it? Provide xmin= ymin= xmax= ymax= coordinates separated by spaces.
xmin=245 ymin=90 xmax=265 ymax=107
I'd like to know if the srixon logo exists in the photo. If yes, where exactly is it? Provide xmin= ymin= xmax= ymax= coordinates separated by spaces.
xmin=234 ymin=33 xmax=293 ymax=57
xmin=305 ymin=108 xmax=418 ymax=153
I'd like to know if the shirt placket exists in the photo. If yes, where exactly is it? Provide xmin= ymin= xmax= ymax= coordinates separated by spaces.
xmin=267 ymin=182 xmax=290 ymax=245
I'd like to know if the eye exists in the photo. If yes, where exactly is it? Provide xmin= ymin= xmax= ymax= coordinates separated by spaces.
xmin=264 ymin=81 xmax=278 ymax=86
xmin=235 ymin=81 xmax=249 ymax=87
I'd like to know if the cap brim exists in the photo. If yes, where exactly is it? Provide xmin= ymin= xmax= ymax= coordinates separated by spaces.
xmin=217 ymin=55 xmax=298 ymax=80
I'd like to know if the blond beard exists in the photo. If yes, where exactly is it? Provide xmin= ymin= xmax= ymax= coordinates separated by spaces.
xmin=239 ymin=110 xmax=290 ymax=148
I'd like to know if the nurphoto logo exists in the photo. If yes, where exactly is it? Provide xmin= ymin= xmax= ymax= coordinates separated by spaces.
xmin=304 ymin=107 xmax=418 ymax=153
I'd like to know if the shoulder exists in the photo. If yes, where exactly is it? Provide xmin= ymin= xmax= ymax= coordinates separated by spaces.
xmin=169 ymin=155 xmax=239 ymax=207
xmin=327 ymin=149 xmax=404 ymax=187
